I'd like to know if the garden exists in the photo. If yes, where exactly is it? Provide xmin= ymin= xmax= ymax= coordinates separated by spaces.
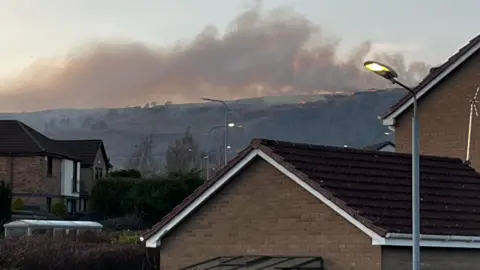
xmin=0 ymin=169 xmax=205 ymax=269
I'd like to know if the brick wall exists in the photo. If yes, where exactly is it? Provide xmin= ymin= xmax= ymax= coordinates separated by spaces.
xmin=159 ymin=158 xmax=382 ymax=270
xmin=382 ymin=246 xmax=480 ymax=269
xmin=0 ymin=155 xmax=62 ymax=209
xmin=81 ymin=148 xmax=108 ymax=194
xmin=395 ymin=51 xmax=480 ymax=170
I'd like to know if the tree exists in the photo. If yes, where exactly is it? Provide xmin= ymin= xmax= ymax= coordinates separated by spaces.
xmin=165 ymin=127 xmax=201 ymax=173
xmin=81 ymin=116 xmax=94 ymax=128
xmin=0 ymin=181 xmax=12 ymax=232
xmin=90 ymin=120 xmax=109 ymax=130
xmin=90 ymin=170 xmax=204 ymax=225
xmin=109 ymin=169 xmax=142 ymax=178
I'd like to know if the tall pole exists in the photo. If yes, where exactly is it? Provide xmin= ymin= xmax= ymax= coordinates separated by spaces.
xmin=223 ymin=102 xmax=228 ymax=166
xmin=203 ymin=98 xmax=229 ymax=166
xmin=395 ymin=80 xmax=420 ymax=270
xmin=208 ymin=125 xmax=229 ymax=178
xmin=411 ymin=94 xmax=420 ymax=270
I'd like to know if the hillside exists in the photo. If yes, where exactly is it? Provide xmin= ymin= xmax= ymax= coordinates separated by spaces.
xmin=1 ymin=89 xmax=405 ymax=168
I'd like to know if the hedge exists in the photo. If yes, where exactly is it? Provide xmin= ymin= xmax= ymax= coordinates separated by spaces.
xmin=89 ymin=170 xmax=204 ymax=226
xmin=0 ymin=235 xmax=153 ymax=270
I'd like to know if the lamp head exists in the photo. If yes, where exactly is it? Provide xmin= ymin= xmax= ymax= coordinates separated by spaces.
xmin=364 ymin=61 xmax=398 ymax=81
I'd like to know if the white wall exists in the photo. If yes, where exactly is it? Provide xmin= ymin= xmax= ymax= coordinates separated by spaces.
xmin=61 ymin=159 xmax=80 ymax=197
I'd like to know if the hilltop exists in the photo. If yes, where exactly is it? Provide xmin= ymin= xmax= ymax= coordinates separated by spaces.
xmin=0 ymin=89 xmax=405 ymax=167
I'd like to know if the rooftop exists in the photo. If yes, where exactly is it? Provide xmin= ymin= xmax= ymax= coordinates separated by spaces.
xmin=0 ymin=120 xmax=106 ymax=165
xmin=143 ymin=138 xmax=480 ymax=244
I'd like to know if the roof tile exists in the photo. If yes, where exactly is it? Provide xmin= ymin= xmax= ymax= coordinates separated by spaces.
xmin=142 ymin=138 xmax=480 ymax=241
xmin=381 ymin=33 xmax=480 ymax=119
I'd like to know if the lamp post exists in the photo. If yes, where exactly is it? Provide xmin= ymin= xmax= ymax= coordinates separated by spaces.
xmin=203 ymin=98 xmax=229 ymax=165
xmin=207 ymin=123 xmax=236 ymax=178
xmin=364 ymin=60 xmax=420 ymax=270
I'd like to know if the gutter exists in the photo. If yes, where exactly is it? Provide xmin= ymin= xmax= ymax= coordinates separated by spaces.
xmin=386 ymin=233 xmax=480 ymax=243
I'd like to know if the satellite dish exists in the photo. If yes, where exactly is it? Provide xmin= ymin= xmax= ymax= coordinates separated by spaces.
xmin=465 ymin=86 xmax=479 ymax=164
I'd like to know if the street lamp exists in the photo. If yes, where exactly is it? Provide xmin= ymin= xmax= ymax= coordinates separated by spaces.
xmin=203 ymin=97 xmax=229 ymax=165
xmin=206 ymin=124 xmax=236 ymax=179
xmin=364 ymin=60 xmax=420 ymax=270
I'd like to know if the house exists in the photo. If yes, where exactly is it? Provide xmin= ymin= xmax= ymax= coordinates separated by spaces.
xmin=141 ymin=138 xmax=480 ymax=270
xmin=55 ymin=140 xmax=111 ymax=211
xmin=380 ymin=33 xmax=480 ymax=170
xmin=364 ymin=141 xmax=395 ymax=152
xmin=0 ymin=120 xmax=110 ymax=214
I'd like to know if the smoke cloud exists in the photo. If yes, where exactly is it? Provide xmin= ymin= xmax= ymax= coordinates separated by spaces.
xmin=0 ymin=4 xmax=429 ymax=112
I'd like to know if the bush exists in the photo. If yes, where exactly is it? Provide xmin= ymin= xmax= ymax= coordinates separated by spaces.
xmin=51 ymin=200 xmax=67 ymax=218
xmin=0 ymin=235 xmax=148 ymax=270
xmin=11 ymin=198 xmax=24 ymax=211
xmin=111 ymin=231 xmax=141 ymax=244
xmin=0 ymin=181 xmax=12 ymax=233
xmin=101 ymin=215 xmax=145 ymax=232
xmin=109 ymin=169 xmax=142 ymax=178
xmin=76 ymin=231 xmax=112 ymax=244
xmin=90 ymin=170 xmax=204 ymax=226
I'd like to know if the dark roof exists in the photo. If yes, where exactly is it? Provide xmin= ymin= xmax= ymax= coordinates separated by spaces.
xmin=182 ymin=255 xmax=324 ymax=270
xmin=55 ymin=140 xmax=107 ymax=167
xmin=364 ymin=141 xmax=395 ymax=151
xmin=0 ymin=120 xmax=107 ymax=165
xmin=142 ymin=138 xmax=480 ymax=240
xmin=381 ymin=34 xmax=480 ymax=119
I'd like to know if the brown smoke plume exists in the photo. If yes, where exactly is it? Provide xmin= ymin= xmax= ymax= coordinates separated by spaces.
xmin=0 ymin=4 xmax=429 ymax=112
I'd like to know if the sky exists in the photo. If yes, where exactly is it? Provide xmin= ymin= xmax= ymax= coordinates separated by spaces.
xmin=0 ymin=0 xmax=478 ymax=111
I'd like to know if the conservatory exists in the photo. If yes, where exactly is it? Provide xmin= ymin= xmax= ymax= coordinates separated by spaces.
xmin=3 ymin=219 xmax=103 ymax=239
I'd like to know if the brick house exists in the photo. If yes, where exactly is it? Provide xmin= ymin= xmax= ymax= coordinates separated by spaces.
xmin=380 ymin=33 xmax=480 ymax=170
xmin=141 ymin=138 xmax=480 ymax=270
xmin=0 ymin=120 xmax=110 ymax=214
xmin=55 ymin=139 xmax=111 ymax=211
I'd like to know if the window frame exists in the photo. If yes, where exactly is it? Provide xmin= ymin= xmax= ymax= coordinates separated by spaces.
xmin=47 ymin=156 xmax=53 ymax=177
xmin=72 ymin=161 xmax=78 ymax=193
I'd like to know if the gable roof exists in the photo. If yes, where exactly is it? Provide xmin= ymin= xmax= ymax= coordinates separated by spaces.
xmin=0 ymin=120 xmax=79 ymax=160
xmin=55 ymin=140 xmax=109 ymax=167
xmin=381 ymin=34 xmax=480 ymax=126
xmin=0 ymin=120 xmax=108 ymax=165
xmin=363 ymin=141 xmax=395 ymax=151
xmin=141 ymin=138 xmax=480 ymax=249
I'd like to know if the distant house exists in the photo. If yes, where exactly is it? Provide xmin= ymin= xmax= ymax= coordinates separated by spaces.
xmin=380 ymin=33 xmax=480 ymax=169
xmin=55 ymin=140 xmax=112 ymax=211
xmin=364 ymin=141 xmax=395 ymax=152
xmin=0 ymin=120 xmax=110 ymax=214
xmin=141 ymin=138 xmax=480 ymax=269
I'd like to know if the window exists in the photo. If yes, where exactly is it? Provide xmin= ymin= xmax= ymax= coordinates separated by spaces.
xmin=72 ymin=161 xmax=78 ymax=193
xmin=83 ymin=199 xmax=88 ymax=211
xmin=67 ymin=199 xmax=77 ymax=213
xmin=46 ymin=197 xmax=52 ymax=212
xmin=95 ymin=168 xmax=103 ymax=180
xmin=47 ymin=156 xmax=53 ymax=176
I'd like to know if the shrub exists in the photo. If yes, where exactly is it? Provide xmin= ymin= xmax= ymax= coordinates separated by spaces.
xmin=76 ymin=231 xmax=111 ymax=243
xmin=51 ymin=200 xmax=67 ymax=218
xmin=0 ymin=235 xmax=148 ymax=270
xmin=11 ymin=198 xmax=24 ymax=211
xmin=111 ymin=231 xmax=141 ymax=244
xmin=0 ymin=181 xmax=12 ymax=233
xmin=90 ymin=171 xmax=204 ymax=226
xmin=101 ymin=215 xmax=145 ymax=231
